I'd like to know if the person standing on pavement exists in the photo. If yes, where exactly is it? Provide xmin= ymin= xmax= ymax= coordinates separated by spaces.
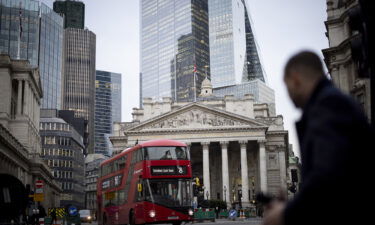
xmin=262 ymin=51 xmax=374 ymax=225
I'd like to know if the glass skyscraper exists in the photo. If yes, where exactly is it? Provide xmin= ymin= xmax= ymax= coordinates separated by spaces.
xmin=95 ymin=70 xmax=122 ymax=156
xmin=0 ymin=0 xmax=64 ymax=109
xmin=39 ymin=3 xmax=64 ymax=109
xmin=140 ymin=0 xmax=210 ymax=103
xmin=213 ymin=79 xmax=276 ymax=116
xmin=209 ymin=0 xmax=265 ymax=88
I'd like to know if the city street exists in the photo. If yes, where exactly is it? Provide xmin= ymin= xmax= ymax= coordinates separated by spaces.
xmin=83 ymin=218 xmax=263 ymax=225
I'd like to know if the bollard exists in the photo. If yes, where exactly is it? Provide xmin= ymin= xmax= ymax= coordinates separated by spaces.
xmin=39 ymin=218 xmax=45 ymax=225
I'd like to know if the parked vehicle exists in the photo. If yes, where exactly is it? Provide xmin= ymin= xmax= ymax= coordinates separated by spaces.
xmin=79 ymin=209 xmax=92 ymax=223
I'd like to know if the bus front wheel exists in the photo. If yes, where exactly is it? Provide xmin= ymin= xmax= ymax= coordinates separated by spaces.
xmin=172 ymin=222 xmax=182 ymax=225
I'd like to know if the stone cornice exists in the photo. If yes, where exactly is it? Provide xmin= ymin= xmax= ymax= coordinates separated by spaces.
xmin=0 ymin=123 xmax=29 ymax=163
xmin=125 ymin=125 xmax=269 ymax=135
xmin=266 ymin=130 xmax=288 ymax=136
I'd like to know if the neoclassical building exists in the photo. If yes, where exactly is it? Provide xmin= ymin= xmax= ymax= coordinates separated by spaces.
xmin=0 ymin=54 xmax=61 ymax=211
xmin=111 ymin=78 xmax=289 ymax=206
xmin=322 ymin=0 xmax=372 ymax=121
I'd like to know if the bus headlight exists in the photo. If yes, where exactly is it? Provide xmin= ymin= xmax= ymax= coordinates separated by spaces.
xmin=188 ymin=209 xmax=194 ymax=216
xmin=149 ymin=210 xmax=156 ymax=218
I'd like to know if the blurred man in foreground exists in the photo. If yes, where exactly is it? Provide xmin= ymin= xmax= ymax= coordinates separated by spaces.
xmin=263 ymin=51 xmax=374 ymax=225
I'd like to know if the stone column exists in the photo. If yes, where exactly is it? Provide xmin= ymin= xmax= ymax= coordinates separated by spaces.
xmin=22 ymin=81 xmax=28 ymax=116
xmin=240 ymin=141 xmax=249 ymax=206
xmin=17 ymin=79 xmax=23 ymax=115
xmin=278 ymin=150 xmax=287 ymax=191
xmin=220 ymin=141 xmax=230 ymax=204
xmin=258 ymin=140 xmax=268 ymax=192
xmin=202 ymin=142 xmax=210 ymax=199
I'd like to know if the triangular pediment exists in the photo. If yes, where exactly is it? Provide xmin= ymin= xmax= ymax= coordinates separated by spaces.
xmin=128 ymin=103 xmax=268 ymax=132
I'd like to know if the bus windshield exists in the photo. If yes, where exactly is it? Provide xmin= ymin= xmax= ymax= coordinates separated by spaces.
xmin=145 ymin=179 xmax=192 ymax=207
xmin=144 ymin=146 xmax=189 ymax=160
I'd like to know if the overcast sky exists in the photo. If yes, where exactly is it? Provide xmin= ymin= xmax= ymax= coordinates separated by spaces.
xmin=42 ymin=0 xmax=329 ymax=156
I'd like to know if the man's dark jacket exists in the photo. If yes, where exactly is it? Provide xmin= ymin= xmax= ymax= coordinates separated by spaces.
xmin=284 ymin=78 xmax=374 ymax=225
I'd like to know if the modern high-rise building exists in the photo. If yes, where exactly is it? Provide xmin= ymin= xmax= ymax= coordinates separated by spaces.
xmin=140 ymin=0 xmax=210 ymax=103
xmin=53 ymin=0 xmax=85 ymax=29
xmin=209 ymin=0 xmax=265 ymax=88
xmin=213 ymin=79 xmax=276 ymax=116
xmin=55 ymin=0 xmax=97 ymax=154
xmin=62 ymin=28 xmax=96 ymax=154
xmin=39 ymin=4 xmax=64 ymax=109
xmin=95 ymin=70 xmax=122 ymax=156
xmin=0 ymin=0 xmax=64 ymax=109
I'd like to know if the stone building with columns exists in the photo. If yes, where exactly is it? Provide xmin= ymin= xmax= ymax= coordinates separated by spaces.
xmin=322 ymin=0 xmax=372 ymax=121
xmin=0 ymin=54 xmax=61 ymax=212
xmin=111 ymin=78 xmax=289 ymax=206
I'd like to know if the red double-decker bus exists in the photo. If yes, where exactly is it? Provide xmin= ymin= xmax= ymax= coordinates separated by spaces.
xmin=97 ymin=140 xmax=194 ymax=225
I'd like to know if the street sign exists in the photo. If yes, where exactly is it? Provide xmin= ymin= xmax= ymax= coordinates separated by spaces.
xmin=34 ymin=193 xmax=44 ymax=202
xmin=35 ymin=188 xmax=43 ymax=194
xmin=35 ymin=180 xmax=44 ymax=188
xmin=68 ymin=206 xmax=78 ymax=216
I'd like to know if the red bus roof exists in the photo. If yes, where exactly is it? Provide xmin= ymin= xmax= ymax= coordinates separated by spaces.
xmin=100 ymin=139 xmax=187 ymax=166
xmin=139 ymin=139 xmax=186 ymax=147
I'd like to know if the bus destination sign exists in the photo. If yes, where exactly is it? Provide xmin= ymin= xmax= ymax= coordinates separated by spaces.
xmin=151 ymin=166 xmax=187 ymax=175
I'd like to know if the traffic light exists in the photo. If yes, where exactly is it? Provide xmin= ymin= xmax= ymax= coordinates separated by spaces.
xmin=348 ymin=0 xmax=374 ymax=78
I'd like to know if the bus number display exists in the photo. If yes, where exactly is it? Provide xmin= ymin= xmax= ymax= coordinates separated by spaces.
xmin=151 ymin=166 xmax=187 ymax=175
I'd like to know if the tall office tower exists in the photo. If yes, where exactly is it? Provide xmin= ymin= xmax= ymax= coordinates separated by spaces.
xmin=62 ymin=28 xmax=96 ymax=154
xmin=39 ymin=4 xmax=64 ymax=109
xmin=213 ymin=79 xmax=276 ymax=116
xmin=209 ymin=0 xmax=265 ymax=88
xmin=140 ymin=0 xmax=210 ymax=103
xmin=54 ymin=0 xmax=96 ymax=154
xmin=0 ymin=0 xmax=64 ymax=109
xmin=53 ymin=0 xmax=85 ymax=29
xmin=94 ymin=70 xmax=122 ymax=156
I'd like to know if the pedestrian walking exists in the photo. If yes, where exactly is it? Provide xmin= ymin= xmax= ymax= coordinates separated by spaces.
xmin=50 ymin=208 xmax=57 ymax=225
xmin=262 ymin=51 xmax=374 ymax=225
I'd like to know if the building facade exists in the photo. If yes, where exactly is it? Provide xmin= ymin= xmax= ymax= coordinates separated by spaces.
xmin=39 ymin=3 xmax=64 ymax=109
xmin=95 ymin=70 xmax=122 ymax=156
xmin=111 ymin=80 xmax=288 ymax=206
xmin=62 ymin=27 xmax=96 ymax=154
xmin=209 ymin=0 xmax=265 ymax=88
xmin=322 ymin=0 xmax=372 ymax=121
xmin=85 ymin=153 xmax=107 ymax=214
xmin=39 ymin=109 xmax=85 ymax=208
xmin=140 ymin=0 xmax=210 ymax=103
xmin=0 ymin=54 xmax=61 ymax=214
xmin=0 ymin=0 xmax=64 ymax=109
xmin=213 ymin=79 xmax=276 ymax=116
xmin=53 ymin=0 xmax=85 ymax=29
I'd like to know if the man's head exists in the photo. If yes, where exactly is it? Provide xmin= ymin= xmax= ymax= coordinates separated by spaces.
xmin=284 ymin=51 xmax=325 ymax=108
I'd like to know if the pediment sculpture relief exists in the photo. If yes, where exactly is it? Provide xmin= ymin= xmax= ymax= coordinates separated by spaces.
xmin=144 ymin=109 xmax=248 ymax=129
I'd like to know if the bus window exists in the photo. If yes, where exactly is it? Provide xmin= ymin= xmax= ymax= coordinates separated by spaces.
xmin=144 ymin=147 xmax=188 ymax=160
xmin=145 ymin=179 xmax=192 ymax=207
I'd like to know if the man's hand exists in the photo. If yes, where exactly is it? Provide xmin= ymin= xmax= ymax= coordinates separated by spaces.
xmin=262 ymin=200 xmax=285 ymax=225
